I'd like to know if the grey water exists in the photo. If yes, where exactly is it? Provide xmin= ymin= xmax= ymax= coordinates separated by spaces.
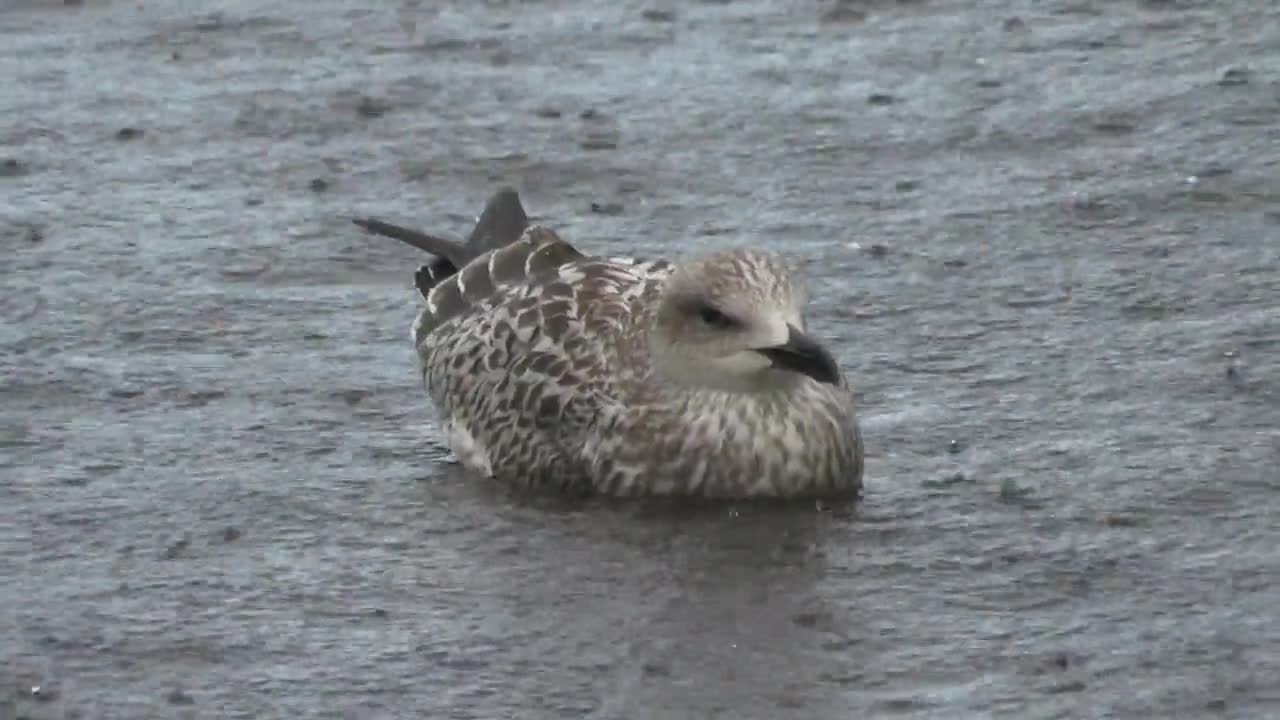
xmin=2 ymin=0 xmax=1278 ymax=718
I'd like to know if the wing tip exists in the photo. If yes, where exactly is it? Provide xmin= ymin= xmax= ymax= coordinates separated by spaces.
xmin=414 ymin=259 xmax=456 ymax=300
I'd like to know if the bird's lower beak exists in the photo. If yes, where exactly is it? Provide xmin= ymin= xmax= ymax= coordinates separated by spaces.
xmin=756 ymin=324 xmax=841 ymax=386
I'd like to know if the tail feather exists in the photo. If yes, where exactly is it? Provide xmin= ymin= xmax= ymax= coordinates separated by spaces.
xmin=350 ymin=217 xmax=469 ymax=265
xmin=353 ymin=186 xmax=531 ymax=299
xmin=464 ymin=187 xmax=529 ymax=258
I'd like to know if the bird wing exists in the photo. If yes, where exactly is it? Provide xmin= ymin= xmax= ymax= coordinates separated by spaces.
xmin=413 ymin=226 xmax=669 ymax=490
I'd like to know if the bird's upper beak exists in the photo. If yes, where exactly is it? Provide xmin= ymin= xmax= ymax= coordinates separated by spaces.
xmin=755 ymin=324 xmax=841 ymax=386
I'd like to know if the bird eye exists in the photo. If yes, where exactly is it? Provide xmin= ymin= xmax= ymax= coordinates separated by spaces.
xmin=698 ymin=306 xmax=736 ymax=329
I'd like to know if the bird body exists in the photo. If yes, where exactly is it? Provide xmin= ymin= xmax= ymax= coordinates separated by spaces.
xmin=356 ymin=189 xmax=863 ymax=499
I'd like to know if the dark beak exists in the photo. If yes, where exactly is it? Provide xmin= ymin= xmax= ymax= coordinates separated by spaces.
xmin=756 ymin=324 xmax=841 ymax=386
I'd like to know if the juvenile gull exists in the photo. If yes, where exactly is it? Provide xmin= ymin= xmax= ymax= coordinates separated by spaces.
xmin=355 ymin=189 xmax=864 ymax=498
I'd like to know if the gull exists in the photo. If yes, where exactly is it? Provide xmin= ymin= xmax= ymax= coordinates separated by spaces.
xmin=354 ymin=188 xmax=863 ymax=498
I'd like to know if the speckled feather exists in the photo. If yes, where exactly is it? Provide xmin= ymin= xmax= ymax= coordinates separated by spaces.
xmin=411 ymin=225 xmax=864 ymax=498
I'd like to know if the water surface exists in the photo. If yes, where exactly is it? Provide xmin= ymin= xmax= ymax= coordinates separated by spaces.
xmin=2 ymin=0 xmax=1278 ymax=718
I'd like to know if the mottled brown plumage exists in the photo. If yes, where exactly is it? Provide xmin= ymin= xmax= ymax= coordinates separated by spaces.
xmin=357 ymin=189 xmax=864 ymax=498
